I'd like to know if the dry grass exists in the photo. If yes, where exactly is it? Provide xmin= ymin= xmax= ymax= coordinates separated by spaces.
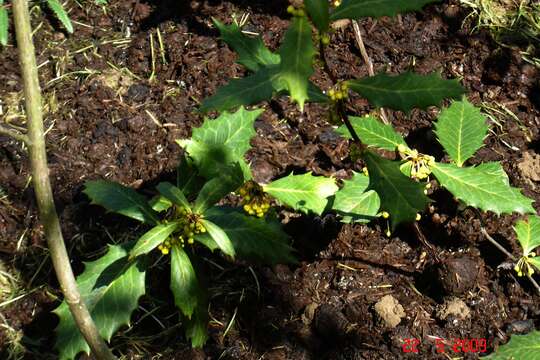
xmin=461 ymin=0 xmax=540 ymax=65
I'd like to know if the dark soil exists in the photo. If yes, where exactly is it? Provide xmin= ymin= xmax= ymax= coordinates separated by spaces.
xmin=1 ymin=0 xmax=539 ymax=359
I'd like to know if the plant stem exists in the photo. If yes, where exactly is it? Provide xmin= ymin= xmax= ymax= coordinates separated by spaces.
xmin=319 ymin=42 xmax=365 ymax=151
xmin=0 ymin=124 xmax=29 ymax=144
xmin=481 ymin=227 xmax=540 ymax=295
xmin=351 ymin=20 xmax=390 ymax=125
xmin=11 ymin=0 xmax=116 ymax=359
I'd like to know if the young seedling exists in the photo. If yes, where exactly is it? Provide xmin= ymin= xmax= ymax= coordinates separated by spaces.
xmin=53 ymin=107 xmax=341 ymax=359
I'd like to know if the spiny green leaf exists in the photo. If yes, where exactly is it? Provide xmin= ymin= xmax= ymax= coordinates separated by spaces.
xmin=484 ymin=331 xmax=540 ymax=359
xmin=170 ymin=245 xmax=202 ymax=318
xmin=348 ymin=72 xmax=465 ymax=113
xmin=191 ymin=107 xmax=262 ymax=160
xmin=129 ymin=222 xmax=179 ymax=259
xmin=476 ymin=162 xmax=509 ymax=185
xmin=330 ymin=0 xmax=440 ymax=20
xmin=213 ymin=19 xmax=279 ymax=71
xmin=263 ymin=172 xmax=338 ymax=215
xmin=54 ymin=242 xmax=145 ymax=360
xmin=84 ymin=180 xmax=159 ymax=225
xmin=332 ymin=172 xmax=380 ymax=223
xmin=202 ymin=207 xmax=296 ymax=264
xmin=0 ymin=0 xmax=8 ymax=47
xmin=364 ymin=151 xmax=430 ymax=229
xmin=278 ymin=15 xmax=315 ymax=110
xmin=434 ymin=99 xmax=488 ymax=167
xmin=200 ymin=67 xmax=279 ymax=112
xmin=193 ymin=165 xmax=243 ymax=213
xmin=305 ymin=0 xmax=330 ymax=33
xmin=431 ymin=162 xmax=535 ymax=215
xmin=514 ymin=216 xmax=540 ymax=256
xmin=200 ymin=219 xmax=235 ymax=258
xmin=336 ymin=115 xmax=406 ymax=150
xmin=46 ymin=0 xmax=74 ymax=33
xmin=178 ymin=107 xmax=261 ymax=180
xmin=156 ymin=182 xmax=191 ymax=210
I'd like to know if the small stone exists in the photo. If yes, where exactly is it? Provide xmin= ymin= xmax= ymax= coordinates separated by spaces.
xmin=437 ymin=298 xmax=470 ymax=321
xmin=374 ymin=295 xmax=405 ymax=328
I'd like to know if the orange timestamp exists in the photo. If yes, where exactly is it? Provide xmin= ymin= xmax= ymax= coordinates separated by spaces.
xmin=402 ymin=337 xmax=488 ymax=354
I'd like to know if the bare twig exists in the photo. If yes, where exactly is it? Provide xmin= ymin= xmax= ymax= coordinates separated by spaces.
xmin=12 ymin=0 xmax=116 ymax=359
xmin=481 ymin=227 xmax=540 ymax=295
xmin=0 ymin=124 xmax=29 ymax=144
xmin=351 ymin=20 xmax=390 ymax=125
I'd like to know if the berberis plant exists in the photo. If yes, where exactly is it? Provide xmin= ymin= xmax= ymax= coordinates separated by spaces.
xmin=51 ymin=0 xmax=539 ymax=359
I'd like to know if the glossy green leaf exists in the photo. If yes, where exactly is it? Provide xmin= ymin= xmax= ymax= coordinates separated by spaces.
xmin=46 ymin=0 xmax=74 ymax=33
xmin=149 ymin=195 xmax=173 ymax=212
xmin=170 ymin=245 xmax=201 ymax=318
xmin=200 ymin=65 xmax=279 ymax=112
xmin=434 ymin=99 xmax=488 ymax=167
xmin=336 ymin=115 xmax=406 ymax=150
xmin=514 ymin=216 xmax=540 ymax=256
xmin=332 ymin=172 xmax=380 ymax=223
xmin=348 ymin=72 xmax=465 ymax=113
xmin=0 ymin=0 xmax=8 ymax=47
xmin=202 ymin=207 xmax=296 ymax=264
xmin=330 ymin=0 xmax=440 ymax=20
xmin=213 ymin=19 xmax=279 ymax=71
xmin=475 ymin=162 xmax=509 ymax=185
xmin=54 ymin=243 xmax=145 ymax=360
xmin=307 ymin=82 xmax=329 ymax=103
xmin=278 ymin=15 xmax=315 ymax=110
xmin=184 ymin=304 xmax=209 ymax=348
xmin=530 ymin=257 xmax=540 ymax=272
xmin=156 ymin=182 xmax=190 ymax=209
xmin=364 ymin=151 xmax=430 ymax=229
xmin=129 ymin=222 xmax=179 ymax=259
xmin=192 ymin=107 xmax=262 ymax=160
xmin=305 ymin=0 xmax=330 ymax=33
xmin=84 ymin=180 xmax=159 ymax=225
xmin=484 ymin=331 xmax=540 ymax=359
xmin=200 ymin=219 xmax=235 ymax=258
xmin=178 ymin=107 xmax=262 ymax=179
xmin=431 ymin=162 xmax=535 ymax=215
xmin=263 ymin=172 xmax=338 ymax=215
xmin=193 ymin=165 xmax=243 ymax=213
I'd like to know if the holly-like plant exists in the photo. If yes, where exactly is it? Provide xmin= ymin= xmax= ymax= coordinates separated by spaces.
xmin=52 ymin=1 xmax=540 ymax=358
xmin=513 ymin=215 xmax=540 ymax=277
xmin=202 ymin=0 xmax=536 ymax=232
xmin=54 ymin=107 xmax=342 ymax=360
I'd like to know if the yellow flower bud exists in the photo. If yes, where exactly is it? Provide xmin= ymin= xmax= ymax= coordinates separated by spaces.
xmin=161 ymin=247 xmax=169 ymax=255
xmin=382 ymin=211 xmax=390 ymax=219
xmin=416 ymin=213 xmax=421 ymax=221
xmin=287 ymin=5 xmax=295 ymax=14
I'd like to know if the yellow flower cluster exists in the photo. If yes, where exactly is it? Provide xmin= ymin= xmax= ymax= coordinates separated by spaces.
xmin=157 ymin=207 xmax=206 ymax=255
xmin=514 ymin=255 xmax=535 ymax=277
xmin=287 ymin=5 xmax=305 ymax=17
xmin=328 ymin=83 xmax=349 ymax=101
xmin=238 ymin=181 xmax=271 ymax=218
xmin=398 ymin=144 xmax=435 ymax=180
